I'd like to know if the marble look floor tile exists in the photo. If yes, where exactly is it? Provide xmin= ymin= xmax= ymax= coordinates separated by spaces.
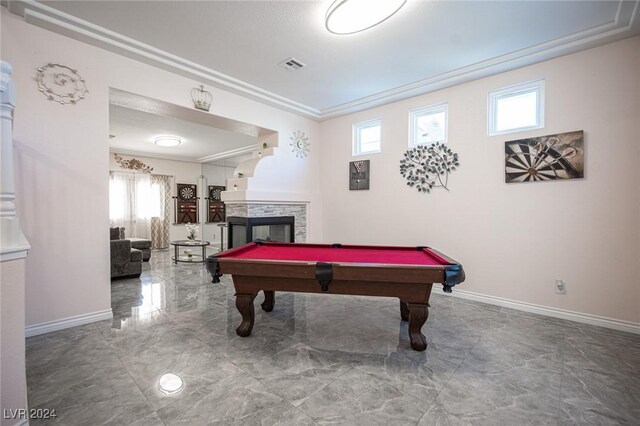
xmin=126 ymin=412 xmax=166 ymax=426
xmin=122 ymin=345 xmax=240 ymax=411
xmin=156 ymin=370 xmax=293 ymax=424
xmin=559 ymin=359 xmax=640 ymax=425
xmin=225 ymin=341 xmax=351 ymax=406
xmin=353 ymin=349 xmax=460 ymax=404
xmin=431 ymin=337 xmax=562 ymax=425
xmin=28 ymin=364 xmax=154 ymax=426
xmin=25 ymin=251 xmax=640 ymax=425
xmin=298 ymin=368 xmax=427 ymax=425
xmin=26 ymin=325 xmax=119 ymax=377
xmin=30 ymin=398 xmax=156 ymax=426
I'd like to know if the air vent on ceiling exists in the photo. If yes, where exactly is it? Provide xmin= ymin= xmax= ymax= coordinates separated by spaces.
xmin=278 ymin=57 xmax=306 ymax=71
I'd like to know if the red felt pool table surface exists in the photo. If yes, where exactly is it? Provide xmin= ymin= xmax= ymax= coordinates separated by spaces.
xmin=218 ymin=242 xmax=452 ymax=266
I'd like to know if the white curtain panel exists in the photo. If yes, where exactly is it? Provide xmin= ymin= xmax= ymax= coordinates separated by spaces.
xmin=109 ymin=171 xmax=155 ymax=239
xmin=151 ymin=174 xmax=171 ymax=249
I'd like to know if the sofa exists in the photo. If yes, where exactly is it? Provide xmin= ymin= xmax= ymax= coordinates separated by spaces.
xmin=110 ymin=229 xmax=142 ymax=279
xmin=110 ymin=227 xmax=152 ymax=261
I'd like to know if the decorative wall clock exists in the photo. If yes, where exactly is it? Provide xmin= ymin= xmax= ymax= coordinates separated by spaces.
xmin=35 ymin=63 xmax=88 ymax=105
xmin=399 ymin=142 xmax=460 ymax=193
xmin=290 ymin=130 xmax=310 ymax=158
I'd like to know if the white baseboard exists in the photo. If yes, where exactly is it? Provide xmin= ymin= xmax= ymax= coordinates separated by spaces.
xmin=438 ymin=287 xmax=640 ymax=335
xmin=25 ymin=309 xmax=113 ymax=337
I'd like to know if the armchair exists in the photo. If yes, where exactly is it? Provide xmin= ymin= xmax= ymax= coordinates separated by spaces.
xmin=110 ymin=234 xmax=142 ymax=279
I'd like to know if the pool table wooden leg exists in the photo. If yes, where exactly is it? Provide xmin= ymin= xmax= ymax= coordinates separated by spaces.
xmin=235 ymin=293 xmax=257 ymax=337
xmin=407 ymin=303 xmax=429 ymax=351
xmin=261 ymin=290 xmax=275 ymax=312
xmin=400 ymin=300 xmax=410 ymax=321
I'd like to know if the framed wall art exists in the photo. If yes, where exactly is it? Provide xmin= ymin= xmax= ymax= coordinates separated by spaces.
xmin=349 ymin=160 xmax=370 ymax=190
xmin=505 ymin=130 xmax=584 ymax=183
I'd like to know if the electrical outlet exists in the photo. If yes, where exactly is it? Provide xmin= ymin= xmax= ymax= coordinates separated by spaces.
xmin=555 ymin=279 xmax=566 ymax=294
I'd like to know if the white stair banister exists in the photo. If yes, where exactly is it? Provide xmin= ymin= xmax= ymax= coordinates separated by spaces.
xmin=1 ymin=60 xmax=30 ymax=260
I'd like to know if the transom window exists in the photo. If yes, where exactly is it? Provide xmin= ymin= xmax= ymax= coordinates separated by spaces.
xmin=353 ymin=119 xmax=382 ymax=156
xmin=488 ymin=80 xmax=545 ymax=136
xmin=409 ymin=103 xmax=448 ymax=146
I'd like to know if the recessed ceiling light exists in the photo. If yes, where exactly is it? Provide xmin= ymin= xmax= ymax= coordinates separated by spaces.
xmin=325 ymin=0 xmax=407 ymax=35
xmin=158 ymin=373 xmax=184 ymax=395
xmin=154 ymin=136 xmax=182 ymax=147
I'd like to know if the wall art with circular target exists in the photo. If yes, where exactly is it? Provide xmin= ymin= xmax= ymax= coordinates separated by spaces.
xmin=505 ymin=130 xmax=584 ymax=183
xmin=35 ymin=63 xmax=88 ymax=105
xmin=399 ymin=142 xmax=460 ymax=193
xmin=290 ymin=130 xmax=310 ymax=158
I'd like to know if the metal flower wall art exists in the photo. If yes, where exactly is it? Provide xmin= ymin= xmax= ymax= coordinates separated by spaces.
xmin=114 ymin=153 xmax=153 ymax=174
xmin=35 ymin=63 xmax=88 ymax=105
xmin=399 ymin=142 xmax=460 ymax=193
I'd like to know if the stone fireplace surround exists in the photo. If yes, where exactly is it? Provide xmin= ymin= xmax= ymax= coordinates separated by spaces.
xmin=225 ymin=203 xmax=308 ymax=243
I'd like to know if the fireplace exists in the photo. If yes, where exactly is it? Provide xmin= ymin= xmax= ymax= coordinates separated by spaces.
xmin=227 ymin=216 xmax=295 ymax=249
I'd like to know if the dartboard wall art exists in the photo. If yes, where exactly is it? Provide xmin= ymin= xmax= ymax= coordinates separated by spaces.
xmin=505 ymin=130 xmax=584 ymax=183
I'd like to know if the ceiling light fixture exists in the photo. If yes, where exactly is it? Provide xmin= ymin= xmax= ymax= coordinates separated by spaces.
xmin=158 ymin=373 xmax=184 ymax=395
xmin=325 ymin=0 xmax=407 ymax=35
xmin=154 ymin=136 xmax=182 ymax=147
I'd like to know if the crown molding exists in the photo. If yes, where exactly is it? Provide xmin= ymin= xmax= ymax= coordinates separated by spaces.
xmin=320 ymin=0 xmax=639 ymax=119
xmin=197 ymin=145 xmax=256 ymax=163
xmin=8 ymin=0 xmax=321 ymax=119
xmin=110 ymin=146 xmax=255 ymax=164
xmin=6 ymin=0 xmax=639 ymax=121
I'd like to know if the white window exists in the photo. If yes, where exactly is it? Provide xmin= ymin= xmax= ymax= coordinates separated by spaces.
xmin=409 ymin=103 xmax=448 ymax=146
xmin=353 ymin=119 xmax=382 ymax=156
xmin=488 ymin=80 xmax=545 ymax=136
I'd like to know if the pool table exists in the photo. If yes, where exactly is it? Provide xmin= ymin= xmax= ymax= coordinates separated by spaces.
xmin=206 ymin=242 xmax=465 ymax=351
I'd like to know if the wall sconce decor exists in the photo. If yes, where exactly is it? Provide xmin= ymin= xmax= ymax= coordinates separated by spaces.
xmin=191 ymin=85 xmax=212 ymax=111
xmin=35 ymin=63 xmax=88 ymax=105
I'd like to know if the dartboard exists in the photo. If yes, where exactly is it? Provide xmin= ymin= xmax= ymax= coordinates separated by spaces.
xmin=180 ymin=186 xmax=195 ymax=200
xmin=505 ymin=139 xmax=579 ymax=183
xmin=210 ymin=188 xmax=222 ymax=201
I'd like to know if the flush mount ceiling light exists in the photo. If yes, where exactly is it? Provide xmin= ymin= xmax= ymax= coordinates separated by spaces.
xmin=154 ymin=136 xmax=182 ymax=147
xmin=158 ymin=373 xmax=184 ymax=395
xmin=325 ymin=0 xmax=407 ymax=35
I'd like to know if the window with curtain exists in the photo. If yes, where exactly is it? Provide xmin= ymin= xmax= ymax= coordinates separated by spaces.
xmin=109 ymin=171 xmax=171 ymax=249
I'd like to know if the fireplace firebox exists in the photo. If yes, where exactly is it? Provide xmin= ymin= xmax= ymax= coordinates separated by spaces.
xmin=227 ymin=216 xmax=295 ymax=249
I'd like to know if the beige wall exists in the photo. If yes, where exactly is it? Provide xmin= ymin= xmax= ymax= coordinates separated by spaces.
xmin=0 ymin=258 xmax=28 ymax=426
xmin=319 ymin=37 xmax=640 ymax=324
xmin=1 ymin=11 xmax=321 ymax=328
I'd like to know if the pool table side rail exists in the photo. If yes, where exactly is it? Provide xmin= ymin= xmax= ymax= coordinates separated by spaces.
xmin=231 ymin=274 xmax=434 ymax=303
xmin=214 ymin=258 xmax=451 ymax=283
xmin=207 ymin=242 xmax=465 ymax=289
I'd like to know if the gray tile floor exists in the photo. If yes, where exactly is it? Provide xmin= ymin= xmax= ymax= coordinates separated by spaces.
xmin=26 ymin=250 xmax=640 ymax=425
